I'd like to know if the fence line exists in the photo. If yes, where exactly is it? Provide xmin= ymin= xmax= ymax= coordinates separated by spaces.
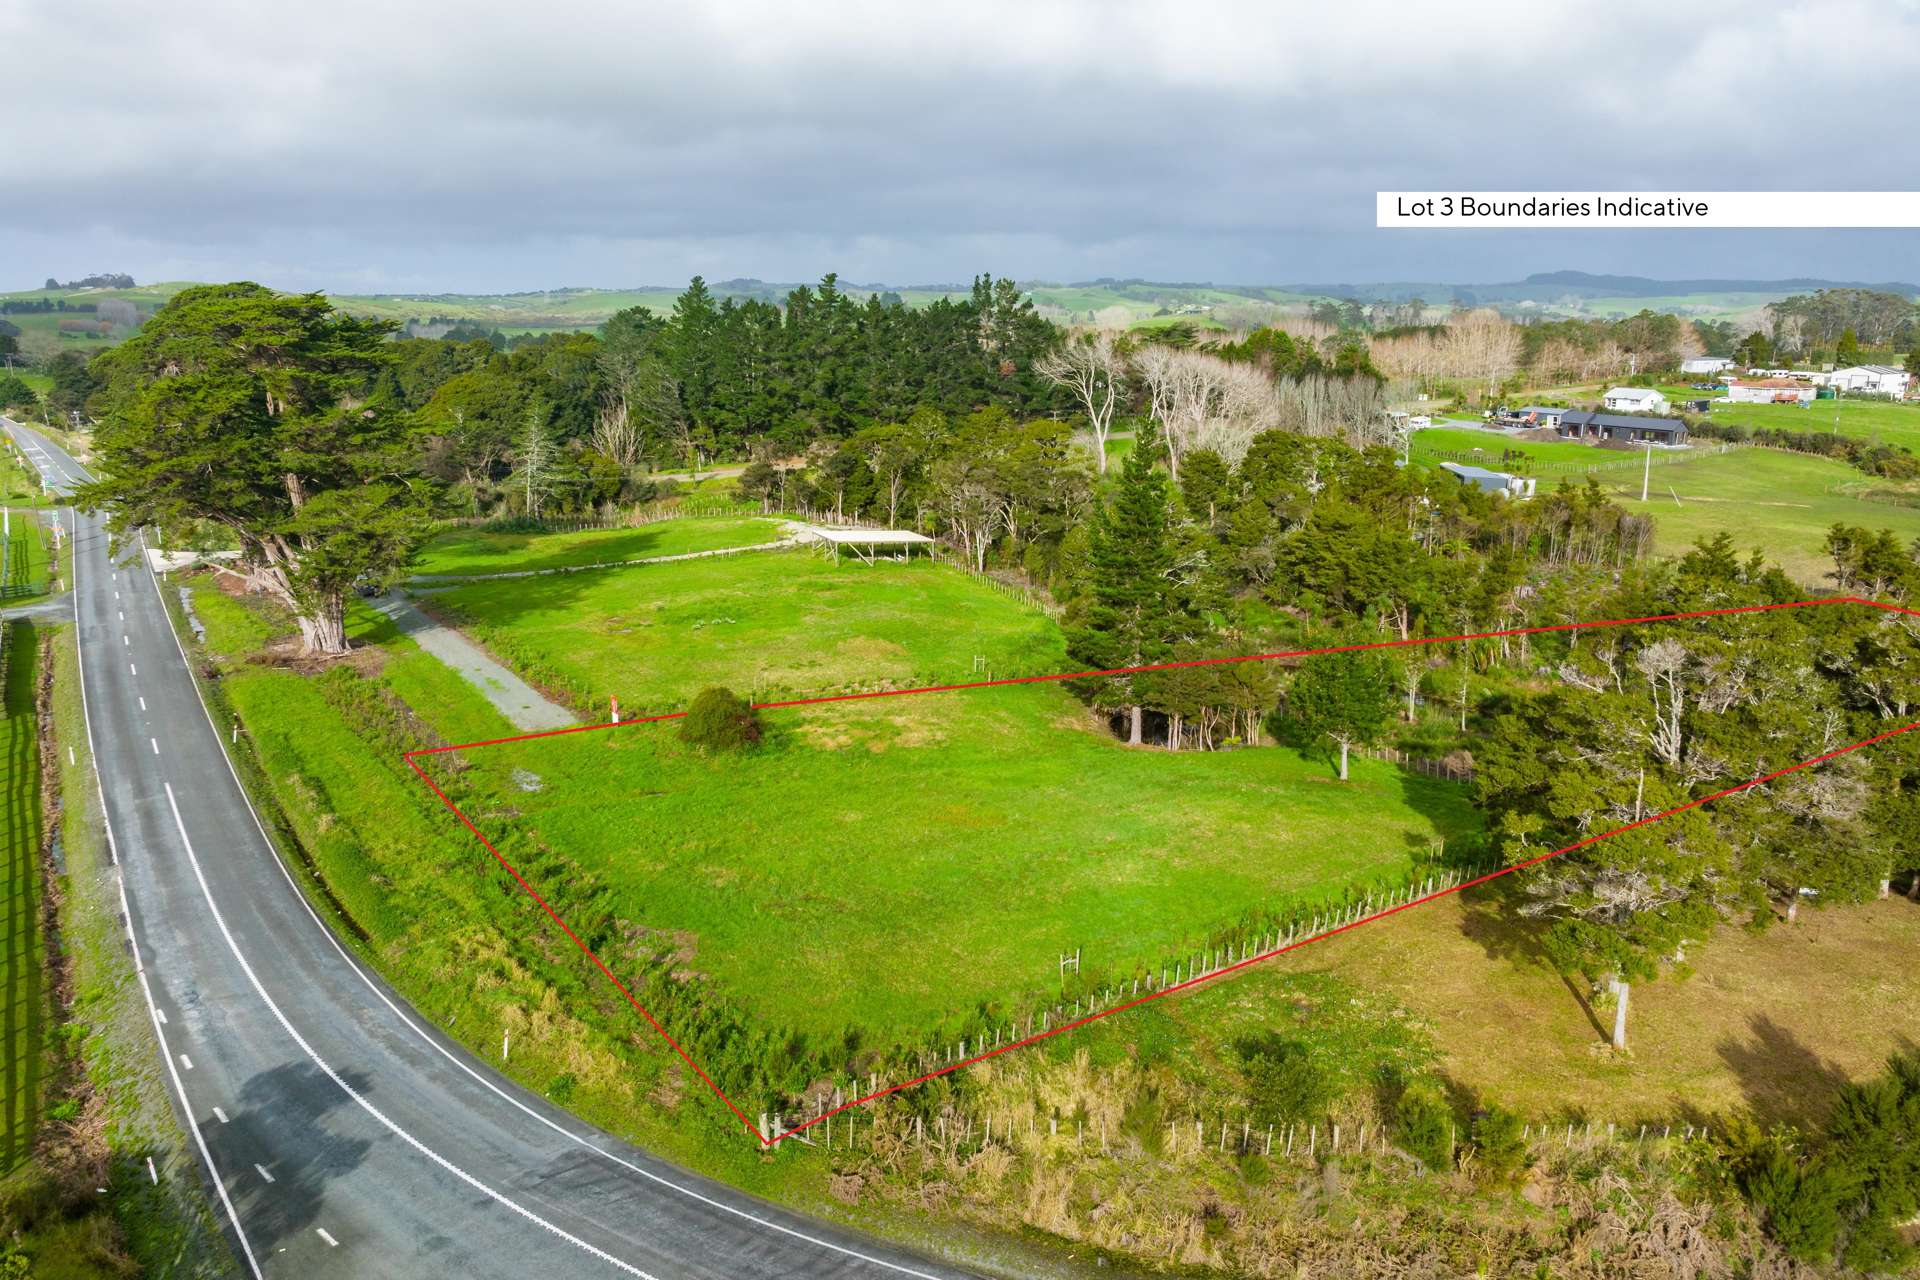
xmin=1413 ymin=441 xmax=1734 ymax=476
xmin=764 ymin=1064 xmax=1715 ymax=1166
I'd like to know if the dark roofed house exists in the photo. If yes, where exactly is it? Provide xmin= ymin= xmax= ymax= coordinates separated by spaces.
xmin=1557 ymin=410 xmax=1688 ymax=446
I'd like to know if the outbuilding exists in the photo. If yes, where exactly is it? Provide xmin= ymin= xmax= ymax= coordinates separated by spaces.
xmin=1680 ymin=357 xmax=1735 ymax=375
xmin=1725 ymin=378 xmax=1816 ymax=405
xmin=1825 ymin=365 xmax=1912 ymax=397
xmin=1439 ymin=461 xmax=1536 ymax=499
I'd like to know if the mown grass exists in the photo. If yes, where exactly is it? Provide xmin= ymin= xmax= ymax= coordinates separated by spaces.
xmin=434 ymin=550 xmax=1067 ymax=714
xmin=0 ymin=512 xmax=50 ymax=602
xmin=410 ymin=516 xmax=785 ymax=579
xmin=466 ymin=694 xmax=1477 ymax=1041
xmin=422 ymin=550 xmax=1480 ymax=1040
xmin=0 ymin=622 xmax=44 ymax=1174
xmin=1585 ymin=446 xmax=1920 ymax=583
xmin=1654 ymin=386 xmax=1920 ymax=451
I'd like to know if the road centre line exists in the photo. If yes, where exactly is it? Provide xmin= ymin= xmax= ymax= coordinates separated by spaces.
xmin=158 ymin=782 xmax=664 ymax=1280
xmin=130 ymin=469 xmax=954 ymax=1279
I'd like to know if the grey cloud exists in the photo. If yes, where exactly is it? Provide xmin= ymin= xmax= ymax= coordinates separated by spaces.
xmin=3 ymin=0 xmax=1918 ymax=290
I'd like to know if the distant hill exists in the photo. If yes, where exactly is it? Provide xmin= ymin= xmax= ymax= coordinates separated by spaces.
xmin=1288 ymin=271 xmax=1920 ymax=315
xmin=5 ymin=272 xmax=1911 ymax=358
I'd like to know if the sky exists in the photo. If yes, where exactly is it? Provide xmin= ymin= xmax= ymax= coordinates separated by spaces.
xmin=4 ymin=0 xmax=1919 ymax=294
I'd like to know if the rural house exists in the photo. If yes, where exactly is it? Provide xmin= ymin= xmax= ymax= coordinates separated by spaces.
xmin=1557 ymin=410 xmax=1689 ymax=446
xmin=1601 ymin=387 xmax=1670 ymax=414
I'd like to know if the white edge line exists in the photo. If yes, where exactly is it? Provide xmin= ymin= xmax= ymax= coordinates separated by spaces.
xmin=16 ymin=419 xmax=267 ymax=1280
xmin=38 ymin=422 xmax=664 ymax=1280
xmin=160 ymin=782 xmax=659 ymax=1280
xmin=131 ymin=444 xmax=953 ymax=1279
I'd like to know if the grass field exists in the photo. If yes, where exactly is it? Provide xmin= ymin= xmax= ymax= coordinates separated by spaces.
xmin=1588 ymin=447 xmax=1920 ymax=582
xmin=0 ymin=514 xmax=52 ymax=603
xmin=0 ymin=623 xmax=43 ymax=1174
xmin=434 ymin=549 xmax=1067 ymax=711
xmin=467 ymin=695 xmax=1476 ymax=1041
xmin=1411 ymin=425 xmax=1681 ymax=470
xmin=411 ymin=516 xmax=784 ymax=579
xmin=427 ymin=551 xmax=1479 ymax=1041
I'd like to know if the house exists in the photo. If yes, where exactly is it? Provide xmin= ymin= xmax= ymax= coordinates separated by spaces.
xmin=1680 ymin=357 xmax=1735 ymax=375
xmin=1439 ymin=461 xmax=1536 ymax=499
xmin=1825 ymin=364 xmax=1912 ymax=397
xmin=1601 ymin=387 xmax=1671 ymax=414
xmin=1725 ymin=377 xmax=1816 ymax=405
xmin=1558 ymin=411 xmax=1689 ymax=446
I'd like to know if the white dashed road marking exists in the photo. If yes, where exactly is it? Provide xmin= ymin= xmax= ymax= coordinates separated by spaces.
xmin=255 ymin=1164 xmax=275 ymax=1184
xmin=179 ymin=1054 xmax=193 ymax=1070
xmin=213 ymin=1107 xmax=228 ymax=1124
xmin=155 ymin=1008 xmax=167 ymax=1024
xmin=151 ymin=738 xmax=160 ymax=755
xmin=316 ymin=1229 xmax=339 ymax=1248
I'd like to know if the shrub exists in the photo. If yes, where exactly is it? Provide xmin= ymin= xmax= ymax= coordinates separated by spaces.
xmin=1394 ymin=1083 xmax=1454 ymax=1171
xmin=1237 ymin=1032 xmax=1336 ymax=1125
xmin=1468 ymin=1104 xmax=1529 ymax=1187
xmin=678 ymin=686 xmax=762 ymax=753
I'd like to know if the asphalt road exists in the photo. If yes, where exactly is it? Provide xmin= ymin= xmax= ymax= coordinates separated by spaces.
xmin=5 ymin=419 xmax=976 ymax=1280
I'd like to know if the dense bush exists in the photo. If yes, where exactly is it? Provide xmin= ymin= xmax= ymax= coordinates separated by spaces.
xmin=1394 ymin=1084 xmax=1455 ymax=1171
xmin=1237 ymin=1032 xmax=1335 ymax=1124
xmin=1468 ymin=1105 xmax=1530 ymax=1187
xmin=678 ymin=686 xmax=762 ymax=753
xmin=1732 ymin=1049 xmax=1920 ymax=1271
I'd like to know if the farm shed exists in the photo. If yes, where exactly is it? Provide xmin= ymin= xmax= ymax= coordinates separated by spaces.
xmin=1439 ymin=461 xmax=1536 ymax=499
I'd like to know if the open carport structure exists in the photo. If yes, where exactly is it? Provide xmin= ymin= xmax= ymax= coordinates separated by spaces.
xmin=792 ymin=524 xmax=935 ymax=565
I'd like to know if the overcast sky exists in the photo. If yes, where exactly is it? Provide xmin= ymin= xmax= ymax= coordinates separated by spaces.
xmin=4 ymin=0 xmax=1919 ymax=293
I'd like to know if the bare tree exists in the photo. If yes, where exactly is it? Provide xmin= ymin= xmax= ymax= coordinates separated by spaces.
xmin=590 ymin=399 xmax=642 ymax=468
xmin=1037 ymin=332 xmax=1126 ymax=472
xmin=1133 ymin=347 xmax=1276 ymax=478
xmin=509 ymin=410 xmax=561 ymax=521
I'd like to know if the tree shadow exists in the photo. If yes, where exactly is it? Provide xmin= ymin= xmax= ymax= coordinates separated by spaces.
xmin=214 ymin=1061 xmax=376 ymax=1255
xmin=1 ymin=620 xmax=41 ymax=1175
xmin=1715 ymin=1013 xmax=1853 ymax=1128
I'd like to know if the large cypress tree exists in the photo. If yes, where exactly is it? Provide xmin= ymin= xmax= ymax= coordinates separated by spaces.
xmin=80 ymin=283 xmax=431 ymax=655
xmin=1069 ymin=430 xmax=1192 ymax=744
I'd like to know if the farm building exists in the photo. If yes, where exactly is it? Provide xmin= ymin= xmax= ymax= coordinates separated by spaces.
xmin=1439 ymin=461 xmax=1536 ymax=499
xmin=1680 ymin=357 xmax=1735 ymax=375
xmin=1823 ymin=364 xmax=1912 ymax=397
xmin=1726 ymin=377 xmax=1816 ymax=405
xmin=1601 ymin=387 xmax=1670 ymax=414
xmin=1557 ymin=411 xmax=1689 ymax=446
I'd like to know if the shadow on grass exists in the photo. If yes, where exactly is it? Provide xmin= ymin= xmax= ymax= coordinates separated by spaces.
xmin=1715 ymin=1013 xmax=1853 ymax=1129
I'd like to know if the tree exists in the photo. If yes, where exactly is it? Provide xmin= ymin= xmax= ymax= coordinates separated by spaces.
xmin=79 ymin=283 xmax=431 ymax=655
xmin=0 ymin=373 xmax=36 ymax=413
xmin=1905 ymin=341 xmax=1920 ymax=379
xmin=1836 ymin=326 xmax=1861 ymax=365
xmin=1285 ymin=648 xmax=1395 ymax=780
xmin=509 ymin=407 xmax=562 ymax=521
xmin=1036 ymin=332 xmax=1125 ymax=473
xmin=1067 ymin=433 xmax=1192 ymax=744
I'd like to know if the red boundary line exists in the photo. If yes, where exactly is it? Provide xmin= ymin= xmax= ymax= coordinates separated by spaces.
xmin=402 ymin=595 xmax=1920 ymax=1146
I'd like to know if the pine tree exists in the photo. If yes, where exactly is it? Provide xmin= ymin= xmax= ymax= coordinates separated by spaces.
xmin=1069 ymin=432 xmax=1190 ymax=744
